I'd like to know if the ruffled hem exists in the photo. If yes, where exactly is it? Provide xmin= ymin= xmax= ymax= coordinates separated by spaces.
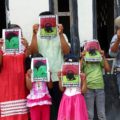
xmin=27 ymin=101 xmax=52 ymax=107
xmin=27 ymin=94 xmax=51 ymax=107
xmin=27 ymin=93 xmax=51 ymax=99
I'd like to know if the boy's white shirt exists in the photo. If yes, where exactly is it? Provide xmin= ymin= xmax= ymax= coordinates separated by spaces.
xmin=37 ymin=32 xmax=70 ymax=82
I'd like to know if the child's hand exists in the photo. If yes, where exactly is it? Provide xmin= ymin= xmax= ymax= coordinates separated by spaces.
xmin=21 ymin=38 xmax=28 ymax=48
xmin=48 ymin=72 xmax=53 ymax=89
xmin=26 ymin=69 xmax=32 ymax=80
xmin=99 ymin=50 xmax=105 ymax=58
xmin=47 ymin=71 xmax=53 ymax=88
xmin=0 ymin=38 xmax=3 ymax=50
xmin=33 ymin=24 xmax=39 ymax=35
xmin=81 ymin=51 xmax=86 ymax=57
xmin=26 ymin=69 xmax=32 ymax=90
xmin=117 ymin=29 xmax=120 ymax=42
xmin=80 ymin=73 xmax=87 ymax=94
xmin=57 ymin=71 xmax=62 ymax=80
xmin=80 ymin=73 xmax=86 ymax=80
xmin=57 ymin=71 xmax=65 ymax=91
xmin=58 ymin=24 xmax=64 ymax=35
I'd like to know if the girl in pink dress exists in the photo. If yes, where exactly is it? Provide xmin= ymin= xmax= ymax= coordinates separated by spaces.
xmin=26 ymin=67 xmax=52 ymax=120
xmin=57 ymin=72 xmax=88 ymax=120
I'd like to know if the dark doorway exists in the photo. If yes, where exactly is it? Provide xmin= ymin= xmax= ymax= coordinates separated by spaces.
xmin=96 ymin=0 xmax=114 ymax=57
xmin=0 ymin=0 xmax=6 ymax=37
xmin=58 ymin=16 xmax=70 ymax=41
xmin=57 ymin=0 xmax=71 ymax=41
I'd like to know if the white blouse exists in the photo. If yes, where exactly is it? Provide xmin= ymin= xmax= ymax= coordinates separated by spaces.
xmin=64 ymin=87 xmax=81 ymax=96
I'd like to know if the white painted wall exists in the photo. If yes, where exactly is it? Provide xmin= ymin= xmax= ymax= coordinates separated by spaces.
xmin=77 ymin=0 xmax=93 ymax=46
xmin=9 ymin=0 xmax=93 ymax=46
xmin=9 ymin=0 xmax=49 ymax=43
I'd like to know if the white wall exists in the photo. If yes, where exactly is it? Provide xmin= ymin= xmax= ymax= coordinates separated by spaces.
xmin=77 ymin=0 xmax=93 ymax=46
xmin=9 ymin=0 xmax=49 ymax=43
xmin=9 ymin=0 xmax=93 ymax=46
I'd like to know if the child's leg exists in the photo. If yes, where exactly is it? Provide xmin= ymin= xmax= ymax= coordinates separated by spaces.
xmin=30 ymin=106 xmax=41 ymax=120
xmin=96 ymin=89 xmax=106 ymax=120
xmin=41 ymin=105 xmax=50 ymax=120
xmin=84 ymin=89 xmax=95 ymax=120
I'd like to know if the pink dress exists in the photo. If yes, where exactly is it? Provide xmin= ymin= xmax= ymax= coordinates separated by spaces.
xmin=27 ymin=81 xmax=51 ymax=107
xmin=57 ymin=87 xmax=88 ymax=120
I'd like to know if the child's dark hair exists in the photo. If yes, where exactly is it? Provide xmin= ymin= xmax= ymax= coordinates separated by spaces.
xmin=8 ymin=24 xmax=21 ymax=29
xmin=31 ymin=53 xmax=43 ymax=58
xmin=65 ymin=57 xmax=79 ymax=62
xmin=25 ymin=53 xmax=43 ymax=72
xmin=39 ymin=11 xmax=53 ymax=16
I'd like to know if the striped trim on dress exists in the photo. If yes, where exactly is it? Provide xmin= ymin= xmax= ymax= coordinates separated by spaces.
xmin=0 ymin=99 xmax=28 ymax=117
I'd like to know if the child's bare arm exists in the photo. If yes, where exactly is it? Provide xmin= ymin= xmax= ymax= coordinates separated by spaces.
xmin=47 ymin=72 xmax=53 ymax=89
xmin=26 ymin=69 xmax=32 ymax=90
xmin=47 ymin=80 xmax=53 ymax=89
xmin=110 ymin=29 xmax=120 ymax=52
xmin=0 ymin=51 xmax=3 ymax=69
xmin=103 ymin=57 xmax=111 ymax=72
xmin=100 ymin=50 xmax=111 ymax=72
xmin=80 ymin=51 xmax=86 ymax=70
xmin=30 ymin=24 xmax=39 ymax=54
xmin=21 ymin=38 xmax=31 ymax=57
xmin=0 ymin=39 xmax=3 ymax=69
xmin=24 ymin=46 xmax=31 ymax=57
xmin=59 ymin=80 xmax=65 ymax=92
xmin=58 ymin=71 xmax=65 ymax=92
xmin=80 ymin=73 xmax=87 ymax=94
xmin=58 ymin=24 xmax=70 ymax=55
xmin=0 ymin=54 xmax=2 ymax=68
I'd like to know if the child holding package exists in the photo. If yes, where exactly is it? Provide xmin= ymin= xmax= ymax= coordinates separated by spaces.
xmin=81 ymin=40 xmax=111 ymax=120
xmin=25 ymin=54 xmax=52 ymax=120
xmin=0 ymin=24 xmax=29 ymax=120
xmin=57 ymin=59 xmax=88 ymax=120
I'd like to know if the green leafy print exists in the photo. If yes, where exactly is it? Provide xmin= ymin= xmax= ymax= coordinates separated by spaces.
xmin=34 ymin=65 xmax=47 ymax=78
xmin=6 ymin=37 xmax=19 ymax=49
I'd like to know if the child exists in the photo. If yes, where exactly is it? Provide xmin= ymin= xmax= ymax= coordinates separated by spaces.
xmin=0 ymin=25 xmax=29 ymax=120
xmin=25 ymin=54 xmax=52 ymax=120
xmin=81 ymin=40 xmax=111 ymax=120
xmin=57 ymin=59 xmax=88 ymax=120
xmin=30 ymin=11 xmax=70 ymax=120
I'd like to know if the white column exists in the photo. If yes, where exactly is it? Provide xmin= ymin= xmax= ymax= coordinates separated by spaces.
xmin=77 ymin=0 xmax=93 ymax=46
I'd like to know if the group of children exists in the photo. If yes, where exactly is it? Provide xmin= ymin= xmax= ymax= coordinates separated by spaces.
xmin=25 ymin=41 xmax=110 ymax=120
xmin=0 ymin=32 xmax=111 ymax=120
xmin=0 ymin=11 xmax=111 ymax=120
xmin=0 ymin=34 xmax=111 ymax=120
